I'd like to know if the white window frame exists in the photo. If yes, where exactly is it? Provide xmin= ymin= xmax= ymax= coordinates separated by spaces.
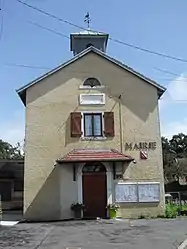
xmin=81 ymin=111 xmax=106 ymax=140
xmin=79 ymin=85 xmax=105 ymax=90
xmin=79 ymin=93 xmax=105 ymax=105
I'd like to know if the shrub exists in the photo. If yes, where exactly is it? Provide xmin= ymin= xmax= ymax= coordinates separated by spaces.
xmin=181 ymin=204 xmax=187 ymax=211
xmin=165 ymin=203 xmax=179 ymax=218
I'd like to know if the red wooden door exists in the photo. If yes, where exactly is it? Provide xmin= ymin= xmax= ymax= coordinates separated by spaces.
xmin=82 ymin=172 xmax=107 ymax=218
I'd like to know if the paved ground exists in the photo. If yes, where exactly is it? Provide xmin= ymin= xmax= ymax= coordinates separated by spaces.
xmin=0 ymin=218 xmax=187 ymax=249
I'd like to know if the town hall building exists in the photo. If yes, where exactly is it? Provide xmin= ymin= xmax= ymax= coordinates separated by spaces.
xmin=17 ymin=30 xmax=166 ymax=220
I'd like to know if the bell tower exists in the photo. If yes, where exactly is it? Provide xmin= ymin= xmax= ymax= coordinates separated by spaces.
xmin=70 ymin=13 xmax=109 ymax=56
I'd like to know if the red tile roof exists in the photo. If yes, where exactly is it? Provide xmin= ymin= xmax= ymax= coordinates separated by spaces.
xmin=56 ymin=149 xmax=133 ymax=163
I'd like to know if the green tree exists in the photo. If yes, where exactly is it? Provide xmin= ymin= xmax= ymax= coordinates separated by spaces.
xmin=0 ymin=139 xmax=23 ymax=160
xmin=162 ymin=136 xmax=178 ymax=182
xmin=169 ymin=133 xmax=187 ymax=158
xmin=162 ymin=133 xmax=187 ymax=182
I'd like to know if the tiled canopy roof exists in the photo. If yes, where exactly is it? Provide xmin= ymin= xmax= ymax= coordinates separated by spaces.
xmin=56 ymin=149 xmax=133 ymax=163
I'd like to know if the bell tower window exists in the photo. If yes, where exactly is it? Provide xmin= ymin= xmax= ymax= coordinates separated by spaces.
xmin=86 ymin=43 xmax=93 ymax=48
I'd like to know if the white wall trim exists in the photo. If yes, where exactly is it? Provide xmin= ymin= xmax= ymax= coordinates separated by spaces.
xmin=117 ymin=182 xmax=137 ymax=185
xmin=79 ymin=93 xmax=105 ymax=105
xmin=79 ymin=85 xmax=105 ymax=90
xmin=116 ymin=181 xmax=160 ymax=185
xmin=77 ymin=162 xmax=112 ymax=205
xmin=137 ymin=182 xmax=160 ymax=185
xmin=81 ymin=137 xmax=107 ymax=141
xmin=77 ymin=163 xmax=83 ymax=203
xmin=81 ymin=110 xmax=104 ymax=113
xmin=106 ymin=170 xmax=113 ymax=204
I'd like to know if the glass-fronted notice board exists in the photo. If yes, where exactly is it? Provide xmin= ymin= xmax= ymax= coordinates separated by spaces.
xmin=115 ymin=183 xmax=138 ymax=202
xmin=138 ymin=183 xmax=160 ymax=202
xmin=115 ymin=182 xmax=160 ymax=203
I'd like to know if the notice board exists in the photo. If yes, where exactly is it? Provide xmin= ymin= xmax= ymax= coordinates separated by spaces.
xmin=138 ymin=183 xmax=160 ymax=203
xmin=115 ymin=183 xmax=138 ymax=203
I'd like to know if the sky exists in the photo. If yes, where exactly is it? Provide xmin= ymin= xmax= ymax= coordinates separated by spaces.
xmin=0 ymin=0 xmax=187 ymax=146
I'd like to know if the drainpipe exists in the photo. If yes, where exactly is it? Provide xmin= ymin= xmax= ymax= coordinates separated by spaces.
xmin=118 ymin=95 xmax=123 ymax=153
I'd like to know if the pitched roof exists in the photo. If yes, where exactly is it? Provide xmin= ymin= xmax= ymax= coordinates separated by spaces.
xmin=56 ymin=148 xmax=133 ymax=163
xmin=16 ymin=46 xmax=166 ymax=105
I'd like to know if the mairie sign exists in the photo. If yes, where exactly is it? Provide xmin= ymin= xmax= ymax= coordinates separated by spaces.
xmin=125 ymin=142 xmax=156 ymax=151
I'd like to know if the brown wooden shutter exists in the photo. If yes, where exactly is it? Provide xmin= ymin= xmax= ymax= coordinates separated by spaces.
xmin=104 ymin=112 xmax=115 ymax=137
xmin=71 ymin=112 xmax=82 ymax=137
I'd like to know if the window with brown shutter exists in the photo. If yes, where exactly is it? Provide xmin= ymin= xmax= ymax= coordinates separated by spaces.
xmin=71 ymin=112 xmax=82 ymax=137
xmin=83 ymin=113 xmax=103 ymax=137
xmin=104 ymin=112 xmax=115 ymax=137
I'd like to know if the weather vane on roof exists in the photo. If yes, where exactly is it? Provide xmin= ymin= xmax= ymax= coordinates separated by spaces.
xmin=84 ymin=12 xmax=91 ymax=29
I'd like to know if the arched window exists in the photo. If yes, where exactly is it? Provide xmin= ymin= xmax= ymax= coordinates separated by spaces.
xmin=82 ymin=162 xmax=106 ymax=173
xmin=83 ymin=77 xmax=101 ymax=87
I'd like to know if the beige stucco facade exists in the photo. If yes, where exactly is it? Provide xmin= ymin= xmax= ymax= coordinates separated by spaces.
xmin=22 ymin=51 xmax=165 ymax=220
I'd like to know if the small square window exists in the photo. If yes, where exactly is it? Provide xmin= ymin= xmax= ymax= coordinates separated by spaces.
xmin=83 ymin=113 xmax=103 ymax=137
